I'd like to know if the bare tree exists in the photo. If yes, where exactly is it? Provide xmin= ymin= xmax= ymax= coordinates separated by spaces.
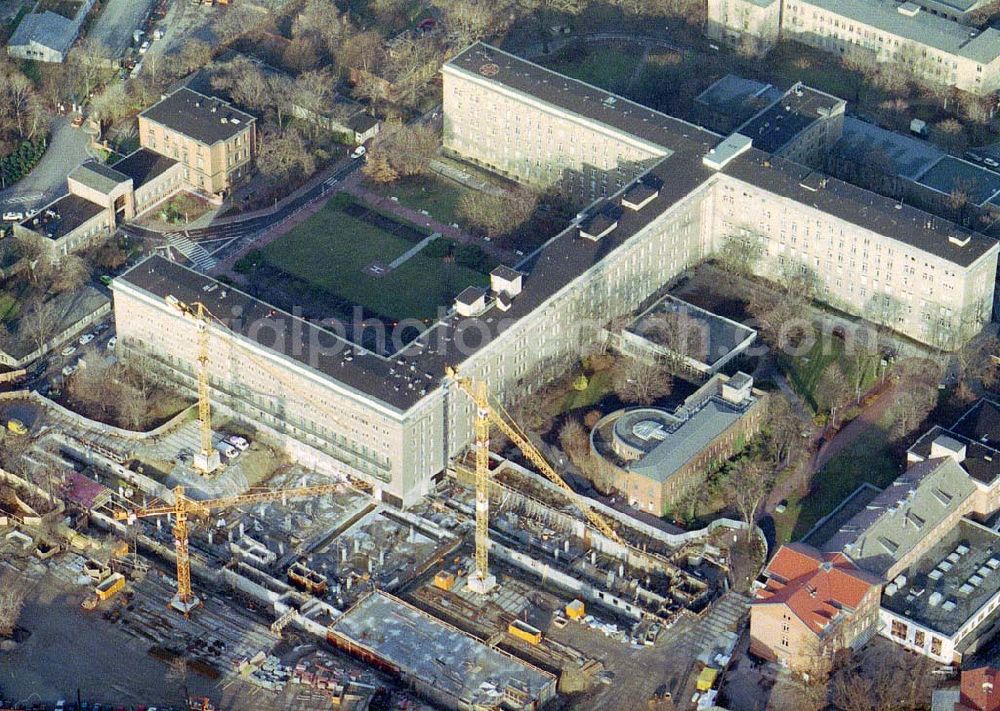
xmin=361 ymin=153 xmax=398 ymax=184
xmin=818 ymin=362 xmax=851 ymax=421
xmin=256 ymin=127 xmax=315 ymax=181
xmin=764 ymin=394 xmax=801 ymax=466
xmin=730 ymin=459 xmax=773 ymax=538
xmin=211 ymin=56 xmax=270 ymax=115
xmin=456 ymin=188 xmax=538 ymax=238
xmin=20 ymin=299 xmax=60 ymax=353
xmin=716 ymin=231 xmax=765 ymax=275
xmin=291 ymin=69 xmax=334 ymax=139
xmin=51 ymin=254 xmax=91 ymax=294
xmin=612 ymin=357 xmax=672 ymax=405
xmin=558 ymin=418 xmax=589 ymax=461
xmin=364 ymin=122 xmax=438 ymax=181
xmin=341 ymin=31 xmax=386 ymax=76
xmin=0 ymin=570 xmax=30 ymax=638
xmin=0 ymin=72 xmax=45 ymax=141
xmin=67 ymin=38 xmax=113 ymax=99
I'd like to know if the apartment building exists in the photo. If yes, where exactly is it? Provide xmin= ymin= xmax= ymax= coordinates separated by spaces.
xmin=442 ymin=53 xmax=668 ymax=204
xmin=139 ymin=88 xmax=256 ymax=196
xmin=750 ymin=543 xmax=882 ymax=673
xmin=707 ymin=0 xmax=1000 ymax=95
xmin=114 ymin=43 xmax=998 ymax=509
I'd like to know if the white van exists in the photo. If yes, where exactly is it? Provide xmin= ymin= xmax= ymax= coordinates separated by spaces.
xmin=214 ymin=441 xmax=238 ymax=459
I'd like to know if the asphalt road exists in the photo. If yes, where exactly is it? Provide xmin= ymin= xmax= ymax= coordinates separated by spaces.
xmin=0 ymin=118 xmax=94 ymax=213
xmin=125 ymin=155 xmax=364 ymax=265
xmin=88 ymin=0 xmax=157 ymax=58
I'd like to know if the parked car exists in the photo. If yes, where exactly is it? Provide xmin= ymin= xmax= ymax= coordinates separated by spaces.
xmin=6 ymin=419 xmax=28 ymax=436
xmin=99 ymin=275 xmax=113 ymax=286
xmin=61 ymin=345 xmax=77 ymax=357
xmin=79 ymin=333 xmax=95 ymax=345
xmin=225 ymin=435 xmax=249 ymax=451
xmin=2 ymin=211 xmax=24 ymax=221
xmin=139 ymin=41 xmax=150 ymax=54
xmin=62 ymin=364 xmax=78 ymax=377
xmin=107 ymin=336 xmax=117 ymax=350
xmin=351 ymin=145 xmax=367 ymax=159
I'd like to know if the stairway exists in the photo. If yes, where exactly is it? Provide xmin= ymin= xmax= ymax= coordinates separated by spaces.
xmin=166 ymin=231 xmax=217 ymax=271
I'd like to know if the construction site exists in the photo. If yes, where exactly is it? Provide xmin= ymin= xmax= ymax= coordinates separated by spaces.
xmin=0 ymin=289 xmax=759 ymax=710
xmin=1 ymin=375 xmax=754 ymax=710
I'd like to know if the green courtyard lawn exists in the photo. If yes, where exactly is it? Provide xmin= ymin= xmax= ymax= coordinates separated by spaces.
xmin=259 ymin=195 xmax=489 ymax=322
xmin=561 ymin=369 xmax=613 ymax=413
xmin=369 ymin=175 xmax=468 ymax=226
xmin=772 ymin=424 xmax=902 ymax=545
xmin=540 ymin=42 xmax=643 ymax=95
xmin=778 ymin=334 xmax=881 ymax=413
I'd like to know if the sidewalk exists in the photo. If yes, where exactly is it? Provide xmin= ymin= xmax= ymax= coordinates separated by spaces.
xmin=340 ymin=172 xmax=516 ymax=264
xmin=212 ymin=155 xmax=356 ymax=229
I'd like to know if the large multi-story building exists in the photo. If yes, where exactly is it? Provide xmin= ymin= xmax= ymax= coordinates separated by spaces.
xmin=138 ymin=88 xmax=256 ymax=196
xmin=14 ymin=89 xmax=253 ymax=260
xmin=750 ymin=543 xmax=882 ymax=673
xmin=113 ymin=43 xmax=998 ymax=508
xmin=707 ymin=0 xmax=1000 ymax=95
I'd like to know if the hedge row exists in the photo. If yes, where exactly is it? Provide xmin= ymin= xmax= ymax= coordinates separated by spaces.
xmin=1 ymin=137 xmax=47 ymax=187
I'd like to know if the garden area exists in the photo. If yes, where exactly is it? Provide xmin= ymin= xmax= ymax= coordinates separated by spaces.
xmin=539 ymin=41 xmax=644 ymax=95
xmin=236 ymin=193 xmax=493 ymax=324
xmin=771 ymin=423 xmax=902 ymax=545
xmin=777 ymin=333 xmax=884 ymax=415
xmin=367 ymin=174 xmax=468 ymax=226
xmin=146 ymin=192 xmax=215 ymax=227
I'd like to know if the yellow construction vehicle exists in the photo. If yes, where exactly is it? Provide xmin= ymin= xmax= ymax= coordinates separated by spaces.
xmin=113 ymin=482 xmax=344 ymax=614
xmin=446 ymin=366 xmax=625 ymax=594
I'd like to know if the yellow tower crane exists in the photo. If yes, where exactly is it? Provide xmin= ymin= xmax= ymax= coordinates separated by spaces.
xmin=113 ymin=482 xmax=345 ymax=614
xmin=166 ymin=298 xmax=219 ymax=474
xmin=446 ymin=366 xmax=623 ymax=595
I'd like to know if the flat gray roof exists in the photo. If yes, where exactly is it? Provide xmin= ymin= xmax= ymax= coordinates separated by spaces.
xmin=629 ymin=396 xmax=752 ymax=482
xmin=329 ymin=592 xmax=555 ymax=707
xmin=112 ymin=148 xmax=178 ymax=189
xmin=799 ymin=0 xmax=1000 ymax=64
xmin=882 ymin=519 xmax=1000 ymax=637
xmin=69 ymin=161 xmax=131 ymax=195
xmin=627 ymin=294 xmax=757 ymax=368
xmin=737 ymin=84 xmax=843 ymax=154
xmin=21 ymin=193 xmax=104 ymax=240
xmin=823 ymin=457 xmax=977 ymax=576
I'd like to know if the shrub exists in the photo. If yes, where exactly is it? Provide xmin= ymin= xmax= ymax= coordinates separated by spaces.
xmin=454 ymin=243 xmax=490 ymax=272
xmin=423 ymin=237 xmax=452 ymax=259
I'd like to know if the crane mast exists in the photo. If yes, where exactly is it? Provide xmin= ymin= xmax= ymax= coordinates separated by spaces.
xmin=115 ymin=482 xmax=344 ymax=614
xmin=193 ymin=302 xmax=217 ymax=474
xmin=447 ymin=366 xmax=624 ymax=594
xmin=165 ymin=297 xmax=219 ymax=474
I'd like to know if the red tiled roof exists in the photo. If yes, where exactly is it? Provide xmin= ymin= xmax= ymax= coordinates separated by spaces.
xmin=962 ymin=667 xmax=1000 ymax=711
xmin=754 ymin=544 xmax=881 ymax=636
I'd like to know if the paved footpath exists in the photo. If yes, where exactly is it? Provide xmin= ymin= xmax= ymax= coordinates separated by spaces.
xmin=340 ymin=171 xmax=516 ymax=264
